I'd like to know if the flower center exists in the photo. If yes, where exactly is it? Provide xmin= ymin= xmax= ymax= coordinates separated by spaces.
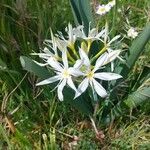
xmin=62 ymin=69 xmax=70 ymax=78
xmin=87 ymin=71 xmax=94 ymax=79
xmin=98 ymin=7 xmax=106 ymax=13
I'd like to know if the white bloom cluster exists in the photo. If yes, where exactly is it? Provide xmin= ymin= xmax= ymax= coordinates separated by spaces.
xmin=96 ymin=0 xmax=116 ymax=15
xmin=32 ymin=24 xmax=122 ymax=101
xmin=127 ymin=27 xmax=138 ymax=39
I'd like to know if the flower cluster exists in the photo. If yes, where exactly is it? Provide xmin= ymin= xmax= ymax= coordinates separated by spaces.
xmin=96 ymin=0 xmax=116 ymax=15
xmin=32 ymin=24 xmax=122 ymax=101
xmin=127 ymin=27 xmax=138 ymax=39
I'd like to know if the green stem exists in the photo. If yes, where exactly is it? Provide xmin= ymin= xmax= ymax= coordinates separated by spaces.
xmin=91 ymin=46 xmax=107 ymax=63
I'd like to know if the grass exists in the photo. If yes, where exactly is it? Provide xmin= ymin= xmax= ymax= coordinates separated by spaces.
xmin=0 ymin=0 xmax=150 ymax=149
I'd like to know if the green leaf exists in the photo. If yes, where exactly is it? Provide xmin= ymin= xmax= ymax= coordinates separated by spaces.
xmin=20 ymin=56 xmax=94 ymax=115
xmin=70 ymin=0 xmax=95 ymax=35
xmin=20 ymin=56 xmax=50 ymax=79
xmin=120 ymin=22 xmax=150 ymax=78
xmin=124 ymin=85 xmax=150 ymax=109
xmin=103 ymin=83 xmax=150 ymax=124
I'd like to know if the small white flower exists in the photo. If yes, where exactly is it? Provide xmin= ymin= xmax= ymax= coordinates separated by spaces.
xmin=127 ymin=27 xmax=138 ymax=39
xmin=57 ymin=23 xmax=83 ymax=49
xmin=36 ymin=50 xmax=83 ymax=101
xmin=96 ymin=4 xmax=111 ymax=15
xmin=108 ymin=0 xmax=116 ymax=8
xmin=75 ymin=49 xmax=122 ymax=98
xmin=80 ymin=25 xmax=105 ymax=42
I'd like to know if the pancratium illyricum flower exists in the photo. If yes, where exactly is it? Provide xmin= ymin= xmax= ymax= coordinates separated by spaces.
xmin=96 ymin=0 xmax=116 ymax=16
xmin=36 ymin=50 xmax=83 ymax=101
xmin=127 ymin=27 xmax=138 ymax=39
xmin=57 ymin=23 xmax=83 ymax=49
xmin=33 ymin=23 xmax=123 ymax=101
xmin=75 ymin=49 xmax=122 ymax=98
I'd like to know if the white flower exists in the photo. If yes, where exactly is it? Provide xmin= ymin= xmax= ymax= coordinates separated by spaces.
xmin=108 ymin=0 xmax=116 ymax=8
xmin=36 ymin=50 xmax=83 ymax=101
xmin=57 ymin=23 xmax=83 ymax=49
xmin=96 ymin=0 xmax=116 ymax=16
xmin=96 ymin=4 xmax=111 ymax=15
xmin=80 ymin=25 xmax=105 ymax=42
xmin=75 ymin=49 xmax=122 ymax=98
xmin=127 ymin=27 xmax=138 ymax=39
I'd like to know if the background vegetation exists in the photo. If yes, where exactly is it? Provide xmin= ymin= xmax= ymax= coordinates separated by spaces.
xmin=0 ymin=0 xmax=150 ymax=149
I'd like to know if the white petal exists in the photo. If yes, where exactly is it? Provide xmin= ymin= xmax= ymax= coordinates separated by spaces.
xmin=31 ymin=52 xmax=52 ymax=59
xmin=73 ymin=59 xmax=83 ymax=69
xmin=47 ymin=57 xmax=63 ymax=71
xmin=92 ymin=79 xmax=107 ymax=98
xmin=79 ymin=48 xmax=90 ymax=67
xmin=62 ymin=50 xmax=68 ymax=69
xmin=94 ymin=52 xmax=108 ymax=71
xmin=36 ymin=75 xmax=61 ymax=86
xmin=89 ymin=28 xmax=97 ymax=38
xmin=43 ymin=47 xmax=51 ymax=54
xmin=57 ymin=79 xmax=67 ymax=101
xmin=69 ymin=68 xmax=84 ymax=76
xmin=105 ymin=50 xmax=121 ymax=65
xmin=56 ymin=38 xmax=67 ymax=50
xmin=111 ymin=62 xmax=114 ymax=72
xmin=94 ymin=72 xmax=122 ymax=81
xmin=67 ymin=77 xmax=77 ymax=92
xmin=95 ymin=29 xmax=105 ymax=39
xmin=68 ymin=23 xmax=74 ymax=43
xmin=108 ymin=35 xmax=120 ymax=45
xmin=33 ymin=60 xmax=48 ymax=67
xmin=75 ymin=78 xmax=89 ymax=98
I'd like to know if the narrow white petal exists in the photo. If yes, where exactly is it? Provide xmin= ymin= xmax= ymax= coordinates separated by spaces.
xmin=36 ymin=75 xmax=61 ymax=86
xmin=33 ymin=60 xmax=48 ymax=67
xmin=75 ymin=78 xmax=89 ymax=98
xmin=57 ymin=79 xmax=67 ymax=101
xmin=94 ymin=52 xmax=108 ymax=71
xmin=111 ymin=62 xmax=114 ymax=72
xmin=108 ymin=35 xmax=120 ymax=45
xmin=62 ymin=50 xmax=68 ymax=69
xmin=43 ymin=47 xmax=51 ymax=54
xmin=89 ymin=28 xmax=97 ymax=38
xmin=94 ymin=72 xmax=122 ymax=81
xmin=47 ymin=57 xmax=63 ymax=71
xmin=105 ymin=50 xmax=121 ymax=64
xmin=69 ymin=68 xmax=84 ymax=76
xmin=73 ymin=59 xmax=83 ymax=69
xmin=31 ymin=52 xmax=52 ymax=58
xmin=79 ymin=48 xmax=90 ymax=67
xmin=95 ymin=29 xmax=105 ymax=39
xmin=67 ymin=77 xmax=77 ymax=92
xmin=92 ymin=79 xmax=107 ymax=98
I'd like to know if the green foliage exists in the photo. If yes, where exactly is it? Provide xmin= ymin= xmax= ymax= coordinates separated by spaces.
xmin=120 ymin=22 xmax=150 ymax=78
xmin=70 ymin=0 xmax=95 ymax=34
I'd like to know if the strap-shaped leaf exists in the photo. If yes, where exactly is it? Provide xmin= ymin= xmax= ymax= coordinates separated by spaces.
xmin=20 ymin=56 xmax=93 ymax=115
xmin=70 ymin=0 xmax=95 ymax=35
xmin=120 ymin=22 xmax=150 ymax=78
xmin=125 ymin=86 xmax=150 ymax=109
xmin=103 ymin=85 xmax=150 ymax=124
xmin=20 ymin=56 xmax=50 ymax=79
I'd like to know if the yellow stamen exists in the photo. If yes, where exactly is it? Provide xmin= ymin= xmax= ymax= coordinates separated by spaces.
xmin=62 ymin=69 xmax=70 ymax=78
xmin=87 ymin=71 xmax=94 ymax=79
